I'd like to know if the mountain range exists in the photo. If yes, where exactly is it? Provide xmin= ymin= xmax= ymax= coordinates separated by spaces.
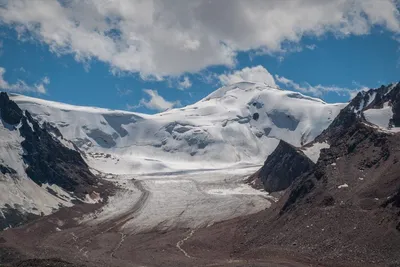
xmin=0 ymin=81 xmax=399 ymax=266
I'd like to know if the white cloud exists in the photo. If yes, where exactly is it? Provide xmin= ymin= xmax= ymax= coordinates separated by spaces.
xmin=42 ymin=76 xmax=50 ymax=84
xmin=0 ymin=0 xmax=399 ymax=77
xmin=126 ymin=103 xmax=141 ymax=110
xmin=131 ymin=89 xmax=180 ymax=111
xmin=117 ymin=88 xmax=133 ymax=96
xmin=219 ymin=65 xmax=276 ymax=86
xmin=0 ymin=66 xmax=49 ymax=93
xmin=306 ymin=44 xmax=317 ymax=50
xmin=348 ymin=81 xmax=370 ymax=99
xmin=177 ymin=76 xmax=192 ymax=90
xmin=275 ymin=75 xmax=364 ymax=98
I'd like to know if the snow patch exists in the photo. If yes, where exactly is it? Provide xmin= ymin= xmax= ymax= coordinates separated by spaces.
xmin=363 ymin=102 xmax=393 ymax=129
xmin=302 ymin=142 xmax=330 ymax=163
xmin=84 ymin=191 xmax=102 ymax=204
xmin=338 ymin=183 xmax=349 ymax=189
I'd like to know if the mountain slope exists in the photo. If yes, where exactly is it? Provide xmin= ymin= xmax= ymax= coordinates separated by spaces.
xmin=0 ymin=93 xmax=102 ymax=230
xmin=11 ymin=82 xmax=345 ymax=174
xmin=230 ymin=82 xmax=400 ymax=265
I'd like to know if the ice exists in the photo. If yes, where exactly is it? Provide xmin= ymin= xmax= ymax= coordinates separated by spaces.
xmin=85 ymin=166 xmax=274 ymax=233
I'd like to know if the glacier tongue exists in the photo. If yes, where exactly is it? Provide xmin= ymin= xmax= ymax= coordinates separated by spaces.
xmin=11 ymin=82 xmax=345 ymax=174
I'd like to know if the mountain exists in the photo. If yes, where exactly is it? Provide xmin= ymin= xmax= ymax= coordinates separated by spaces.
xmin=0 ymin=82 xmax=399 ymax=266
xmin=0 ymin=83 xmax=346 ymax=266
xmin=248 ymin=140 xmax=315 ymax=192
xmin=0 ymin=93 xmax=104 ymax=230
xmin=11 ymin=82 xmax=344 ymax=175
xmin=235 ymin=82 xmax=400 ymax=265
xmin=0 ymin=82 xmax=345 ymax=246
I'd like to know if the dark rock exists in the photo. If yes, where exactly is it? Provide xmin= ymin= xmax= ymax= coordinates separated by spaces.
xmin=0 ymin=93 xmax=100 ymax=230
xmin=280 ymin=178 xmax=315 ymax=213
xmin=252 ymin=113 xmax=259 ymax=121
xmin=19 ymin=111 xmax=98 ymax=196
xmin=0 ymin=92 xmax=23 ymax=125
xmin=258 ymin=140 xmax=315 ymax=192
xmin=0 ymin=205 xmax=40 ymax=231
xmin=320 ymin=195 xmax=335 ymax=206
xmin=0 ymin=164 xmax=17 ymax=175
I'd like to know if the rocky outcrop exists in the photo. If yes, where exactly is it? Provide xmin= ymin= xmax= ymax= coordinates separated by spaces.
xmin=0 ymin=93 xmax=98 ymax=197
xmin=0 ymin=93 xmax=104 ymax=229
xmin=257 ymin=140 xmax=314 ymax=192
xmin=19 ymin=111 xmax=97 ymax=196
xmin=0 ymin=164 xmax=16 ymax=175
xmin=0 ymin=93 xmax=22 ymax=125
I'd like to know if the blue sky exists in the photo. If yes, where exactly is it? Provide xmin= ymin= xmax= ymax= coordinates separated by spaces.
xmin=0 ymin=0 xmax=399 ymax=114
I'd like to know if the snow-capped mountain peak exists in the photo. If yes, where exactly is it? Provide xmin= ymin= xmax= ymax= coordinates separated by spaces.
xmin=10 ymin=83 xmax=345 ymax=174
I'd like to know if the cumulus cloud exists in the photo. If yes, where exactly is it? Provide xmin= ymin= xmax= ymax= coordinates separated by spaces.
xmin=0 ymin=67 xmax=49 ymax=93
xmin=0 ymin=0 xmax=399 ymax=77
xmin=219 ymin=65 xmax=276 ymax=86
xmin=177 ymin=76 xmax=192 ymax=90
xmin=129 ymin=89 xmax=180 ymax=111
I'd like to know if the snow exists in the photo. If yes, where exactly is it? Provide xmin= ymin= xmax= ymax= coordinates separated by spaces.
xmin=83 ymin=192 xmax=102 ymax=204
xmin=338 ymin=183 xmax=349 ymax=189
xmin=41 ymin=183 xmax=75 ymax=202
xmin=11 ymin=82 xmax=345 ymax=175
xmin=302 ymin=142 xmax=330 ymax=163
xmin=363 ymin=102 xmax=393 ymax=129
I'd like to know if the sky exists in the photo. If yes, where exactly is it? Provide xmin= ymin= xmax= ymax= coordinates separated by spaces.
xmin=0 ymin=0 xmax=399 ymax=114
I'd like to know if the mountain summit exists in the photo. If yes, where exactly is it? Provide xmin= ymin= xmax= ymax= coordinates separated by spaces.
xmin=11 ymin=82 xmax=344 ymax=175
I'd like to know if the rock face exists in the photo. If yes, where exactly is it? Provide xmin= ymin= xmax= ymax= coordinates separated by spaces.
xmin=19 ymin=111 xmax=97 ymax=196
xmin=0 ymin=92 xmax=98 ymax=197
xmin=0 ymin=92 xmax=102 ymax=229
xmin=0 ymin=93 xmax=22 ymax=125
xmin=257 ymin=140 xmax=314 ymax=192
